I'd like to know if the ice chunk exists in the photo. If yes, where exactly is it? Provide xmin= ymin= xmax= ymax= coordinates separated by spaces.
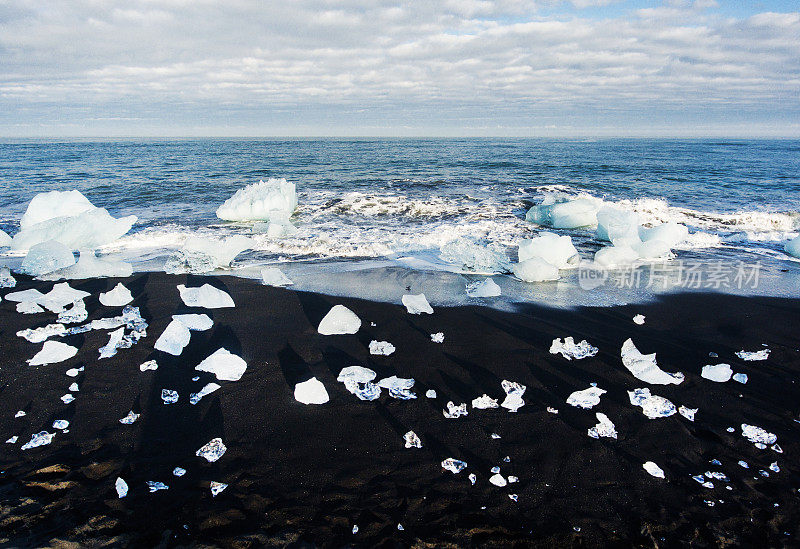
xmin=210 ymin=481 xmax=228 ymax=496
xmin=736 ymin=349 xmax=769 ymax=361
xmin=177 ymin=283 xmax=234 ymax=309
xmin=19 ymin=241 xmax=75 ymax=276
xmin=377 ymin=375 xmax=416 ymax=399
xmin=99 ymin=283 xmax=133 ymax=306
xmin=99 ymin=327 xmax=126 ymax=359
xmin=195 ymin=348 xmax=247 ymax=381
xmin=701 ymin=363 xmax=733 ymax=382
xmin=628 ymin=388 xmax=677 ymax=419
xmin=425 ymin=389 xmax=437 ymax=398
xmin=115 ymin=477 xmax=128 ymax=498
xmin=526 ymin=196 xmax=600 ymax=229
xmin=549 ymin=337 xmax=598 ymax=360
xmin=17 ymin=323 xmax=67 ymax=343
xmin=472 ymin=394 xmax=499 ymax=409
xmin=216 ymin=178 xmax=298 ymax=222
xmin=508 ymin=475 xmax=518 ymax=483
xmin=465 ymin=278 xmax=502 ymax=298
xmin=593 ymin=245 xmax=640 ymax=267
xmin=52 ymin=419 xmax=69 ymax=430
xmin=0 ymin=267 xmax=16 ymax=287
xmin=13 ymin=206 xmax=136 ymax=252
xmin=260 ymin=266 xmax=293 ymax=287
xmin=161 ymin=389 xmax=179 ymax=404
xmin=42 ymin=250 xmax=132 ymax=280
xmin=61 ymin=393 xmax=75 ymax=403
xmin=587 ymin=412 xmax=617 ymax=439
xmin=15 ymin=410 xmax=26 ymax=418
xmin=402 ymin=293 xmax=433 ymax=315
xmin=733 ymin=373 xmax=748 ymax=384
xmin=439 ymin=237 xmax=510 ymax=273
xmin=189 ymin=382 xmax=222 ymax=405
xmin=500 ymin=380 xmax=526 ymax=412
xmin=20 ymin=190 xmax=94 ymax=228
xmin=567 ymin=386 xmax=606 ymax=409
xmin=643 ymin=461 xmax=665 ymax=479
xmin=633 ymin=314 xmax=645 ymax=325
xmin=770 ymin=461 xmax=780 ymax=472
xmin=403 ymin=431 xmax=422 ymax=448
xmin=28 ymin=340 xmax=78 ymax=366
xmin=785 ymin=235 xmax=800 ymax=259
xmin=318 ymin=304 xmax=361 ymax=334
xmin=705 ymin=471 xmax=730 ymax=481
xmin=337 ymin=366 xmax=381 ymax=400
xmin=196 ymin=438 xmax=227 ymax=462
xmin=639 ymin=222 xmax=689 ymax=247
xmin=17 ymin=301 xmax=44 ymax=314
xmin=146 ymin=481 xmax=168 ymax=492
xmin=6 ymin=288 xmax=46 ymax=303
xmin=173 ymin=467 xmax=186 ymax=476
xmin=547 ymin=407 xmax=559 ymax=414
xmin=172 ymin=313 xmax=213 ymax=331
xmin=512 ymin=257 xmax=559 ymax=282
xmin=139 ymin=359 xmax=158 ymax=371
xmin=65 ymin=367 xmax=83 ymax=377
xmin=678 ymin=406 xmax=697 ymax=421
xmin=631 ymin=238 xmax=673 ymax=260
xmin=0 ymin=229 xmax=10 ymax=247
xmin=294 ymin=377 xmax=329 ymax=404
xmin=39 ymin=282 xmax=91 ymax=312
xmin=369 ymin=340 xmax=395 ymax=356
xmin=620 ymin=339 xmax=684 ymax=385
xmin=430 ymin=332 xmax=444 ymax=343
xmin=490 ymin=473 xmax=507 ymax=487
xmin=119 ymin=411 xmax=140 ymax=424
xmin=518 ymin=232 xmax=579 ymax=269
xmin=155 ymin=319 xmax=192 ymax=356
xmin=57 ymin=300 xmax=88 ymax=324
xmin=165 ymin=235 xmax=252 ymax=274
xmin=69 ymin=382 xmax=78 ymax=391
xmin=21 ymin=431 xmax=55 ymax=450
xmin=443 ymin=401 xmax=468 ymax=418
xmin=596 ymin=207 xmax=640 ymax=243
xmin=741 ymin=423 xmax=776 ymax=446
xmin=441 ymin=458 xmax=467 ymax=473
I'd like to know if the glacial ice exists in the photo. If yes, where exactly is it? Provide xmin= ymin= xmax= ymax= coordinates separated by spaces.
xmin=596 ymin=207 xmax=640 ymax=243
xmin=620 ymin=339 xmax=684 ymax=385
xmin=20 ymin=190 xmax=94 ymax=228
xmin=210 ymin=481 xmax=228 ymax=497
xmin=439 ymin=237 xmax=510 ymax=273
xmin=472 ymin=394 xmax=499 ymax=409
xmin=155 ymin=320 xmax=192 ymax=356
xmin=196 ymin=438 xmax=227 ymax=462
xmin=512 ymin=257 xmax=560 ymax=282
xmin=195 ymin=348 xmax=248 ymax=381
xmin=40 ymin=282 xmax=91 ymax=312
xmin=549 ymin=337 xmax=599 ymax=360
xmin=21 ymin=431 xmax=55 ymax=450
xmin=99 ymin=283 xmax=133 ymax=306
xmin=172 ymin=313 xmax=213 ymax=331
xmin=52 ymin=419 xmax=69 ymax=430
xmin=786 ymin=235 xmax=800 ymax=259
xmin=736 ymin=349 xmax=769 ymax=361
xmin=15 ymin=410 xmax=25 ymax=417
xmin=5 ymin=288 xmax=46 ymax=303
xmin=318 ymin=304 xmax=361 ymax=334
xmin=465 ymin=278 xmax=501 ymax=298
xmin=65 ymin=367 xmax=83 ymax=377
xmin=337 ymin=366 xmax=381 ymax=400
xmin=631 ymin=239 xmax=673 ymax=260
xmin=567 ymin=386 xmax=606 ymax=409
xmin=443 ymin=401 xmax=468 ymax=418
xmin=19 ymin=241 xmax=75 ymax=276
xmin=57 ymin=300 xmax=88 ymax=324
xmin=216 ymin=178 xmax=298 ymax=222
xmin=643 ymin=462 xmax=665 ymax=479
xmin=404 ymin=431 xmax=422 ymax=448
xmin=441 ymin=458 xmax=467 ymax=473
xmin=119 ymin=411 xmax=140 ymax=424
xmin=41 ymin=250 xmax=132 ymax=280
xmin=27 ymin=340 xmax=78 ymax=366
xmin=402 ymin=293 xmax=433 ymax=314
xmin=526 ymin=196 xmax=601 ymax=229
xmin=377 ymin=376 xmax=416 ymax=399
xmin=369 ymin=340 xmax=395 ymax=356
xmin=628 ymin=388 xmax=677 ymax=419
xmin=190 ymin=382 xmax=221 ymax=405
xmin=0 ymin=267 xmax=16 ymax=288
xmin=164 ymin=235 xmax=252 ymax=274
xmin=17 ymin=301 xmax=43 ymax=314
xmin=115 ymin=477 xmax=128 ymax=498
xmin=69 ymin=382 xmax=79 ymax=391
xmin=0 ymin=229 xmax=10 ymax=247
xmin=489 ymin=473 xmax=507 ymax=487
xmin=733 ymin=373 xmax=748 ymax=384
xmin=294 ymin=377 xmax=330 ymax=404
xmin=426 ymin=389 xmax=437 ymax=398
xmin=678 ymin=406 xmax=697 ymax=421
xmin=500 ymin=380 xmax=526 ymax=412
xmin=593 ymin=245 xmax=640 ymax=267
xmin=587 ymin=413 xmax=617 ymax=439
xmin=146 ymin=481 xmax=169 ymax=492
xmin=98 ymin=327 xmax=126 ymax=358
xmin=701 ymin=363 xmax=733 ymax=382
xmin=177 ymin=283 xmax=234 ymax=308
xmin=139 ymin=360 xmax=158 ymax=371
xmin=518 ymin=232 xmax=579 ymax=269
xmin=161 ymin=389 xmax=179 ymax=404
xmin=469 ymin=473 xmax=477 ymax=484
xmin=633 ymin=314 xmax=645 ymax=325
xmin=260 ymin=266 xmax=293 ymax=287
xmin=639 ymin=222 xmax=689 ymax=247
xmin=173 ymin=467 xmax=186 ymax=477
xmin=17 ymin=323 xmax=67 ymax=343
xmin=741 ymin=424 xmax=777 ymax=446
xmin=430 ymin=332 xmax=444 ymax=343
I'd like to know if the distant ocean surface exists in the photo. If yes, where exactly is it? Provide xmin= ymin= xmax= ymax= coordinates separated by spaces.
xmin=1 ymin=138 xmax=798 ymax=306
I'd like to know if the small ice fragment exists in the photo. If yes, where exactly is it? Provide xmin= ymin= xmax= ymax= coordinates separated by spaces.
xmin=547 ymin=407 xmax=559 ymax=413
xmin=161 ymin=389 xmax=179 ymax=404
xmin=173 ymin=467 xmax=186 ymax=476
xmin=465 ymin=278 xmax=501 ymax=298
xmin=633 ymin=314 xmax=645 ymax=325
xmin=98 ymin=327 xmax=125 ymax=359
xmin=154 ymin=320 xmax=191 ymax=356
xmin=628 ymin=388 xmax=676 ymax=419
xmin=139 ymin=360 xmax=158 ymax=372
xmin=119 ymin=411 xmax=140 ymax=424
xmin=27 ymin=340 xmax=78 ymax=366
xmin=397 ymin=523 xmax=404 ymax=531
xmin=701 ymin=363 xmax=733 ymax=382
xmin=549 ymin=337 xmax=599 ymax=360
xmin=352 ymin=525 xmax=358 ymax=534
xmin=770 ymin=462 xmax=780 ymax=472
xmin=772 ymin=444 xmax=783 ymax=453
xmin=65 ymin=367 xmax=82 ymax=377
xmin=15 ymin=410 xmax=26 ymax=418
xmin=377 ymin=376 xmax=416 ymax=399
xmin=61 ymin=393 xmax=75 ymax=404
xmin=260 ymin=266 xmax=293 ymax=286
xmin=508 ymin=475 xmax=518 ymax=483
xmin=6 ymin=288 xmax=46 ymax=303
xmin=6 ymin=436 xmax=18 ymax=443
xmin=710 ymin=459 xmax=721 ymax=466
xmin=441 ymin=458 xmax=467 ymax=473
xmin=503 ymin=456 xmax=510 ymax=462
xmin=759 ymin=470 xmax=769 ymax=477
xmin=741 ymin=423 xmax=777 ymax=446
xmin=425 ymin=389 xmax=437 ymax=399
xmin=736 ymin=349 xmax=769 ymax=361
xmin=733 ymin=373 xmax=748 ymax=384
xmin=500 ymin=380 xmax=526 ymax=412
xmin=21 ymin=431 xmax=55 ymax=450
xmin=192 ymin=376 xmax=199 ymax=381
xmin=196 ymin=438 xmax=227 ymax=462
xmin=195 ymin=348 xmax=247 ymax=381
xmin=17 ymin=301 xmax=44 ymax=314
xmin=489 ymin=473 xmax=507 ymax=487
xmin=210 ymin=481 xmax=228 ymax=496
xmin=337 ymin=366 xmax=380 ymax=400
xmin=52 ymin=419 xmax=69 ymax=430
xmin=705 ymin=471 xmax=730 ymax=481
xmin=99 ymin=283 xmax=133 ymax=306
xmin=403 ymin=431 xmax=422 ymax=448
xmin=472 ymin=394 xmax=499 ymax=409
xmin=430 ymin=333 xmax=445 ymax=344
xmin=402 ymin=293 xmax=433 ymax=315
xmin=368 ymin=340 xmax=395 ymax=356
xmin=491 ymin=466 xmax=501 ymax=473
xmin=509 ymin=494 xmax=518 ymax=502
xmin=643 ymin=462 xmax=665 ymax=478
xmin=69 ymin=382 xmax=80 ymax=392
xmin=443 ymin=401 xmax=468 ymax=418
xmin=566 ymin=386 xmax=606 ymax=409
xmin=491 ymin=433 xmax=501 ymax=439
xmin=679 ymin=406 xmax=697 ymax=421
xmin=17 ymin=323 xmax=67 ymax=343
xmin=317 ymin=304 xmax=361 ymax=335
xmin=294 ymin=377 xmax=329 ymax=404
xmin=726 ymin=427 xmax=735 ymax=433
xmin=738 ymin=460 xmax=749 ymax=468
xmin=172 ymin=313 xmax=213 ymax=331
xmin=57 ymin=300 xmax=87 ymax=323
xmin=177 ymin=284 xmax=234 ymax=308
xmin=146 ymin=481 xmax=169 ymax=492
xmin=620 ymin=339 xmax=684 ymax=385
xmin=189 ymin=383 xmax=221 ymax=405
xmin=587 ymin=413 xmax=617 ymax=439
xmin=469 ymin=473 xmax=477 ymax=485
xmin=0 ymin=267 xmax=16 ymax=288
xmin=115 ymin=477 xmax=128 ymax=498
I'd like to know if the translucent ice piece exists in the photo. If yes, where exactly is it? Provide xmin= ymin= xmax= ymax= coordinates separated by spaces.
xmin=567 ymin=386 xmax=606 ymax=409
xmin=701 ymin=363 xmax=733 ymax=382
xmin=441 ymin=458 xmax=467 ymax=473
xmin=146 ymin=481 xmax=168 ymax=492
xmin=741 ymin=423 xmax=777 ymax=445
xmin=115 ymin=477 xmax=128 ymax=498
xmin=260 ymin=266 xmax=294 ymax=287
xmin=99 ymin=283 xmax=133 ymax=306
xmin=501 ymin=380 xmax=526 ymax=412
xmin=57 ymin=300 xmax=88 ymax=324
xmin=173 ymin=467 xmax=186 ymax=476
xmin=6 ymin=288 xmax=47 ymax=303
xmin=736 ymin=349 xmax=769 ymax=361
xmin=512 ymin=257 xmax=560 ymax=282
xmin=167 ymin=235 xmax=251 ymax=273
xmin=27 ymin=340 xmax=78 ymax=366
xmin=526 ymin=196 xmax=600 ymax=229
xmin=639 ymin=222 xmax=689 ymax=247
xmin=99 ymin=327 xmax=126 ymax=359
xmin=216 ymin=178 xmax=297 ymax=222
xmin=377 ymin=376 xmax=416 ymax=399
xmin=17 ymin=301 xmax=44 ymax=314
xmin=404 ymin=431 xmax=422 ymax=448
xmin=194 ymin=348 xmax=247 ymax=381
xmin=177 ymin=284 xmax=234 ymax=309
xmin=172 ymin=313 xmax=213 ymax=331
xmin=402 ymin=293 xmax=433 ymax=315
xmin=61 ymin=393 xmax=75 ymax=404
xmin=628 ymin=388 xmax=677 ymax=419
xmin=19 ymin=241 xmax=75 ymax=276
xmin=189 ymin=383 xmax=221 ymax=405
xmin=317 ymin=304 xmax=361 ymax=335
xmin=596 ymin=207 xmax=640 ymax=243
xmin=678 ymin=406 xmax=697 ymax=421
xmin=17 ymin=323 xmax=67 ymax=343
xmin=139 ymin=360 xmax=158 ymax=371
xmin=39 ymin=282 xmax=91 ymax=312
xmin=337 ymin=366 xmax=380 ymax=400
xmin=161 ymin=389 xmax=179 ymax=404
xmin=119 ymin=411 xmax=140 ymax=424
xmin=69 ymin=382 xmax=78 ymax=391
xmin=465 ymin=278 xmax=502 ymax=298
xmin=550 ymin=337 xmax=599 ymax=360
xmin=294 ymin=377 xmax=329 ymax=404
xmin=518 ymin=232 xmax=579 ymax=269
xmin=196 ymin=438 xmax=227 ymax=462
xmin=732 ymin=373 xmax=748 ymax=384
xmin=439 ymin=237 xmax=510 ymax=273
xmin=369 ymin=340 xmax=395 ymax=356
xmin=210 ymin=481 xmax=228 ymax=496
xmin=587 ymin=413 xmax=617 ymax=439
xmin=472 ymin=394 xmax=499 ymax=409
xmin=425 ymin=389 xmax=437 ymax=398
xmin=42 ymin=250 xmax=132 ymax=280
xmin=443 ymin=401 xmax=468 ymax=418
xmin=154 ymin=319 xmax=191 ymax=356
xmin=643 ymin=461 xmax=665 ymax=479
xmin=52 ymin=419 xmax=69 ymax=430
xmin=21 ymin=431 xmax=55 ymax=450
xmin=620 ymin=339 xmax=684 ymax=385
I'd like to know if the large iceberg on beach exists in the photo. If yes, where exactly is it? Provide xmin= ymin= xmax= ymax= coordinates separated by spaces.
xmin=216 ymin=179 xmax=298 ymax=223
xmin=526 ymin=195 xmax=601 ymax=229
xmin=518 ymin=232 xmax=579 ymax=269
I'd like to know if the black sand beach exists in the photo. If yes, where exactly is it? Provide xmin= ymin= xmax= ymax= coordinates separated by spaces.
xmin=1 ymin=272 xmax=799 ymax=547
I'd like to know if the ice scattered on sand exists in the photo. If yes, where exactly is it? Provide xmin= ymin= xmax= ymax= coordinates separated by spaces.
xmin=6 ymin=436 xmax=18 ymax=444
xmin=472 ymin=394 xmax=499 ymax=409
xmin=377 ymin=376 xmax=416 ymax=399
xmin=738 ymin=460 xmax=749 ymax=468
xmin=741 ymin=423 xmax=777 ymax=446
xmin=17 ymin=323 xmax=67 ymax=343
xmin=52 ymin=419 xmax=69 ymax=430
xmin=567 ymin=386 xmax=606 ymax=409
xmin=318 ymin=304 xmax=361 ymax=335
xmin=469 ymin=473 xmax=477 ymax=485
xmin=173 ymin=467 xmax=186 ymax=476
xmin=620 ymin=339 xmax=684 ymax=385
xmin=119 ymin=411 xmax=140 ymax=424
xmin=21 ymin=431 xmax=55 ymax=450
xmin=587 ymin=413 xmax=618 ymax=439
xmin=443 ymin=401 xmax=468 ymax=418
xmin=441 ymin=458 xmax=467 ymax=473
xmin=369 ymin=340 xmax=395 ymax=356
xmin=0 ymin=267 xmax=16 ymax=288
xmin=99 ymin=283 xmax=133 ymax=306
xmin=69 ymin=382 xmax=78 ymax=391
xmin=772 ymin=444 xmax=782 ymax=453
xmin=352 ymin=525 xmax=358 ymax=534
xmin=692 ymin=475 xmax=714 ymax=488
xmin=501 ymin=380 xmax=526 ymax=412
xmin=177 ymin=284 xmax=234 ymax=309
xmin=116 ymin=477 xmax=128 ymax=498
xmin=701 ymin=363 xmax=733 ymax=383
xmin=430 ymin=332 xmax=444 ymax=343
xmin=489 ymin=473 xmax=508 ymax=487
xmin=15 ymin=410 xmax=26 ymax=418
xmin=195 ymin=348 xmax=248 ymax=381
xmin=633 ymin=314 xmax=645 ymax=325
xmin=294 ymin=377 xmax=329 ymax=404
xmin=337 ymin=366 xmax=381 ymax=401
xmin=210 ymin=481 xmax=228 ymax=496
xmin=147 ymin=481 xmax=168 ymax=493
xmin=28 ymin=340 xmax=78 ymax=366
xmin=628 ymin=388 xmax=677 ymax=419
xmin=17 ymin=301 xmax=44 ymax=314
xmin=19 ymin=241 xmax=76 ymax=276
xmin=402 ymin=293 xmax=433 ymax=314
xmin=549 ymin=337 xmax=598 ymax=360
xmin=196 ymin=438 xmax=227 ymax=462
xmin=643 ymin=462 xmax=665 ymax=479
xmin=733 ymin=373 xmax=748 ymax=384
xmin=465 ymin=278 xmax=502 ymax=298
xmin=65 ymin=367 xmax=82 ymax=377
xmin=61 ymin=394 xmax=75 ymax=404
xmin=508 ymin=475 xmax=518 ymax=483
xmin=425 ymin=389 xmax=437 ymax=399
xmin=678 ymin=406 xmax=697 ymax=421
xmin=260 ymin=266 xmax=293 ymax=287
xmin=42 ymin=250 xmax=132 ymax=280
xmin=216 ymin=178 xmax=297 ymax=222
xmin=98 ymin=327 xmax=126 ymax=359
xmin=173 ymin=313 xmax=213 ymax=331
xmin=6 ymin=288 xmax=46 ymax=303
xmin=154 ymin=319 xmax=192 ymax=356
xmin=547 ymin=407 xmax=559 ymax=414
xmin=190 ymin=383 xmax=221 ymax=405
xmin=161 ymin=389 xmax=179 ymax=404
xmin=404 ymin=431 xmax=422 ymax=448
xmin=41 ymin=283 xmax=91 ymax=312
xmin=139 ymin=360 xmax=158 ymax=372
xmin=57 ymin=300 xmax=88 ymax=324
xmin=736 ymin=349 xmax=769 ymax=361
xmin=705 ymin=471 xmax=730 ymax=482
xmin=770 ymin=462 xmax=780 ymax=472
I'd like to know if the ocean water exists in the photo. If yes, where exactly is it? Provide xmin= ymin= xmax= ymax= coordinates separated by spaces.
xmin=1 ymin=138 xmax=798 ymax=307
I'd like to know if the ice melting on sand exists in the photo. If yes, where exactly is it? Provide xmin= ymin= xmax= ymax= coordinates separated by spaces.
xmin=17 ymin=323 xmax=67 ymax=343
xmin=369 ymin=340 xmax=395 ymax=356
xmin=377 ymin=376 xmax=416 ymax=399
xmin=99 ymin=283 xmax=133 ymax=306
xmin=733 ymin=373 xmax=748 ymax=384
xmin=465 ymin=278 xmax=502 ymax=298
xmin=402 ymin=293 xmax=433 ymax=314
xmin=736 ymin=349 xmax=769 ymax=361
xmin=404 ymin=431 xmax=422 ymax=448
xmin=786 ymin=235 xmax=800 ymax=259
xmin=500 ymin=380 xmax=526 ymax=412
xmin=155 ymin=319 xmax=192 ymax=356
xmin=550 ymin=337 xmax=599 ymax=360
xmin=195 ymin=348 xmax=248 ymax=381
xmin=701 ymin=363 xmax=733 ymax=382
xmin=52 ymin=420 xmax=69 ymax=430
xmin=489 ymin=473 xmax=508 ymax=487
xmin=596 ymin=207 xmax=640 ymax=243
xmin=587 ymin=413 xmax=618 ymax=439
xmin=260 ymin=266 xmax=294 ymax=287
xmin=643 ymin=462 xmax=665 ymax=479
xmin=19 ymin=241 xmax=75 ymax=276
xmin=115 ymin=477 xmax=128 ymax=498
xmin=216 ymin=178 xmax=298 ymax=222
xmin=337 ymin=366 xmax=381 ymax=401
xmin=98 ymin=327 xmax=125 ymax=359
xmin=443 ymin=401 xmax=468 ymax=418
xmin=567 ymin=386 xmax=606 ymax=409
xmin=294 ymin=377 xmax=330 ymax=404
xmin=42 ymin=250 xmax=132 ymax=280
xmin=61 ymin=393 xmax=75 ymax=404
xmin=633 ymin=314 xmax=645 ymax=325
xmin=472 ymin=394 xmax=499 ymax=409
xmin=177 ymin=284 xmax=235 ymax=309
xmin=17 ymin=301 xmax=43 ymax=314
xmin=161 ymin=389 xmax=179 ymax=404
xmin=678 ymin=406 xmax=697 ymax=421
xmin=441 ymin=458 xmax=467 ymax=473
xmin=57 ymin=300 xmax=88 ymax=324
xmin=172 ymin=313 xmax=213 ymax=331
xmin=196 ymin=438 xmax=227 ymax=462
xmin=741 ymin=424 xmax=777 ymax=446
xmin=27 ymin=340 xmax=78 ymax=366
xmin=430 ymin=332 xmax=444 ymax=343
xmin=518 ymin=232 xmax=580 ymax=269
xmin=628 ymin=388 xmax=677 ymax=419
xmin=146 ymin=481 xmax=169 ymax=493
xmin=620 ymin=339 xmax=684 ymax=385
xmin=210 ymin=481 xmax=228 ymax=497
xmin=318 ymin=304 xmax=361 ymax=335
xmin=21 ymin=431 xmax=55 ymax=450
xmin=119 ymin=411 xmax=141 ymax=424
xmin=139 ymin=360 xmax=158 ymax=372
xmin=190 ymin=383 xmax=221 ymax=405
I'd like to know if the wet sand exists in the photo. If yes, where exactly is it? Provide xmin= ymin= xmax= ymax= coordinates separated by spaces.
xmin=1 ymin=272 xmax=799 ymax=547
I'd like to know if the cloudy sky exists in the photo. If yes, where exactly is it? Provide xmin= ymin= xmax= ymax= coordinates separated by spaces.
xmin=1 ymin=0 xmax=798 ymax=137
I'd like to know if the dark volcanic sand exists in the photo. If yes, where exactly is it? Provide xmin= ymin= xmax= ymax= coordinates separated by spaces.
xmin=1 ymin=272 xmax=799 ymax=548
